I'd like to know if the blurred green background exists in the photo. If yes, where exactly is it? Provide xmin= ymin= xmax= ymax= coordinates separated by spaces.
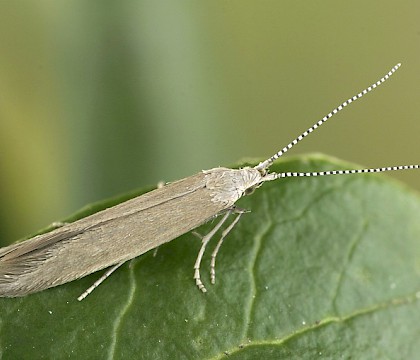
xmin=1 ymin=1 xmax=419 ymax=245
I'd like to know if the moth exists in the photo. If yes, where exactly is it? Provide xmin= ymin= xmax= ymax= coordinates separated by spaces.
xmin=0 ymin=63 xmax=417 ymax=301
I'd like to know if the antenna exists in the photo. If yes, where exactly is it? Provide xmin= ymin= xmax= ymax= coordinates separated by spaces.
xmin=255 ymin=63 xmax=401 ymax=172
xmin=264 ymin=165 xmax=420 ymax=182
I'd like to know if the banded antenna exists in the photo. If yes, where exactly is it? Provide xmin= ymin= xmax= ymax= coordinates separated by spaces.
xmin=255 ymin=63 xmax=402 ymax=172
xmin=255 ymin=63 xmax=419 ymax=181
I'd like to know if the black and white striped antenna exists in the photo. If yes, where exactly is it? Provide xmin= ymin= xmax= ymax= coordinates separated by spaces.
xmin=255 ymin=63 xmax=419 ymax=180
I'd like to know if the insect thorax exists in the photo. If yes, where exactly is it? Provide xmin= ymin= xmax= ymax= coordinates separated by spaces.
xmin=203 ymin=167 xmax=263 ymax=206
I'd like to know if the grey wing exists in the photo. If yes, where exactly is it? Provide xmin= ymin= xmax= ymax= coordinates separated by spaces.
xmin=0 ymin=172 xmax=228 ymax=296
xmin=0 ymin=228 xmax=85 ymax=279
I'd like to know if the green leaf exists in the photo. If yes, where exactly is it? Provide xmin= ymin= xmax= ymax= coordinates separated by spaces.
xmin=1 ymin=154 xmax=419 ymax=359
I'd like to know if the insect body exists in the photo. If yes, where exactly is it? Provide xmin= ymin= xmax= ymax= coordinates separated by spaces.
xmin=0 ymin=63 xmax=417 ymax=300
xmin=0 ymin=168 xmax=263 ymax=299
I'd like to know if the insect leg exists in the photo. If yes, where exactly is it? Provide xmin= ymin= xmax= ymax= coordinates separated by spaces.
xmin=77 ymin=261 xmax=125 ymax=301
xmin=210 ymin=208 xmax=245 ymax=285
xmin=50 ymin=221 xmax=68 ymax=228
xmin=193 ymin=210 xmax=232 ymax=293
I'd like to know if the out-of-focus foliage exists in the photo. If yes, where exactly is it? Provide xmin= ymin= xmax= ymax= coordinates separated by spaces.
xmin=1 ymin=1 xmax=420 ymax=245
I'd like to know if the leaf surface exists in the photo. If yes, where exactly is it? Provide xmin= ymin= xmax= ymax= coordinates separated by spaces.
xmin=1 ymin=154 xmax=419 ymax=359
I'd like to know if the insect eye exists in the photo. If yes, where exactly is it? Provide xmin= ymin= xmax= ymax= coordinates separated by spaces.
xmin=244 ymin=186 xmax=256 ymax=196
